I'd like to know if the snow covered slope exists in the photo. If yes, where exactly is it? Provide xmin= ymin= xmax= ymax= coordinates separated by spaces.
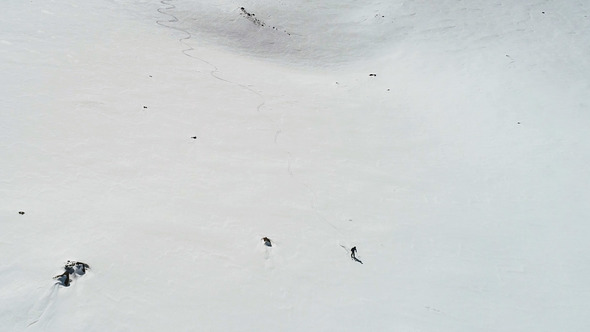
xmin=1 ymin=0 xmax=589 ymax=330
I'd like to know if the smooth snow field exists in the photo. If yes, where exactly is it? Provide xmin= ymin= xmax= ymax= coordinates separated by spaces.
xmin=2 ymin=0 xmax=590 ymax=331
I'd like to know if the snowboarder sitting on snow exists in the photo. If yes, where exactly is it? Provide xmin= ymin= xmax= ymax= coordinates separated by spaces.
xmin=54 ymin=271 xmax=71 ymax=287
xmin=351 ymin=246 xmax=363 ymax=264
xmin=65 ymin=261 xmax=90 ymax=275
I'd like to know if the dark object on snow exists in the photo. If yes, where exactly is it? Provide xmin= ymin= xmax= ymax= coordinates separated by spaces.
xmin=143 ymin=106 xmax=148 ymax=109
xmin=351 ymin=246 xmax=363 ymax=264
xmin=54 ymin=271 xmax=71 ymax=287
xmin=191 ymin=136 xmax=197 ymax=139
xmin=64 ymin=264 xmax=75 ymax=274
xmin=239 ymin=7 xmax=291 ymax=34
xmin=369 ymin=73 xmax=377 ymax=77
xmin=240 ymin=7 xmax=264 ymax=26
xmin=54 ymin=261 xmax=90 ymax=286
xmin=18 ymin=211 xmax=25 ymax=215
xmin=262 ymin=237 xmax=272 ymax=247
xmin=66 ymin=261 xmax=90 ymax=275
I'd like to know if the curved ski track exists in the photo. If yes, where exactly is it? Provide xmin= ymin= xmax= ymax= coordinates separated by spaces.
xmin=156 ymin=0 xmax=346 ymax=241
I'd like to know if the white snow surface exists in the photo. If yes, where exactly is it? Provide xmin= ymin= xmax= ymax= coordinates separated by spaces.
xmin=2 ymin=0 xmax=590 ymax=330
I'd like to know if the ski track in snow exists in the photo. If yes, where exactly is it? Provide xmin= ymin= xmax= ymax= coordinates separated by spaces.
xmin=156 ymin=0 xmax=266 ymax=112
xmin=156 ymin=0 xmax=345 ymax=241
xmin=4 ymin=0 xmax=589 ymax=330
xmin=26 ymin=284 xmax=60 ymax=328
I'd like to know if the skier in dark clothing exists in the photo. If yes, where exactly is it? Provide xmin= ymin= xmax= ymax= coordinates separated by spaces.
xmin=350 ymin=246 xmax=363 ymax=264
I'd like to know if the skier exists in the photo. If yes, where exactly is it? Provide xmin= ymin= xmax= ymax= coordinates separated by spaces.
xmin=262 ymin=237 xmax=272 ymax=247
xmin=351 ymin=246 xmax=363 ymax=264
